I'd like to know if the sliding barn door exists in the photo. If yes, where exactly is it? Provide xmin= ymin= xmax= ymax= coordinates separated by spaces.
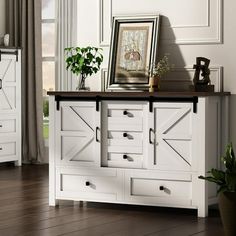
xmin=55 ymin=101 xmax=100 ymax=167
xmin=149 ymin=102 xmax=195 ymax=171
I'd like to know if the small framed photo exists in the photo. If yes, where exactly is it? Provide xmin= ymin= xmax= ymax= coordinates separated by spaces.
xmin=107 ymin=15 xmax=160 ymax=90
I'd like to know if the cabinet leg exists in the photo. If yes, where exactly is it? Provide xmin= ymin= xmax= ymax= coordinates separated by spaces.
xmin=198 ymin=206 xmax=208 ymax=218
xmin=14 ymin=160 xmax=22 ymax=166
xmin=49 ymin=199 xmax=59 ymax=207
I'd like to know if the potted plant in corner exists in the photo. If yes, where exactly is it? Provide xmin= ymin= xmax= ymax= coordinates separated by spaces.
xmin=199 ymin=143 xmax=236 ymax=236
xmin=65 ymin=46 xmax=103 ymax=90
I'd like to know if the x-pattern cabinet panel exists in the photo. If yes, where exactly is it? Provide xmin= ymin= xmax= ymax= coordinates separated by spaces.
xmin=55 ymin=101 xmax=101 ymax=167
xmin=49 ymin=93 xmax=229 ymax=217
xmin=0 ymin=49 xmax=21 ymax=165
xmin=148 ymin=102 xmax=197 ymax=171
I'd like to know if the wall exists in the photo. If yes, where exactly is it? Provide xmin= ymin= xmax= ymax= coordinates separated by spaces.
xmin=0 ymin=0 xmax=6 ymax=43
xmin=76 ymin=0 xmax=236 ymax=146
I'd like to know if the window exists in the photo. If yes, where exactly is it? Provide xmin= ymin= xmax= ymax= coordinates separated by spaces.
xmin=42 ymin=0 xmax=56 ymax=140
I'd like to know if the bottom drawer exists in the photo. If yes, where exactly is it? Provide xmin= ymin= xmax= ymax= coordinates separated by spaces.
xmin=0 ymin=140 xmax=16 ymax=157
xmin=125 ymin=171 xmax=192 ymax=207
xmin=56 ymin=167 xmax=123 ymax=201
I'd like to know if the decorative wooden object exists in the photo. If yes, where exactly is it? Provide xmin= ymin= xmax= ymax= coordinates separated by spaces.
xmin=190 ymin=57 xmax=214 ymax=92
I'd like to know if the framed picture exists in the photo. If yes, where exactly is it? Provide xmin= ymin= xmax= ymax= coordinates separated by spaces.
xmin=107 ymin=15 xmax=160 ymax=90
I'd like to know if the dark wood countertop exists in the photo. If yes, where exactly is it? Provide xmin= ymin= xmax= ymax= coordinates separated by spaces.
xmin=47 ymin=91 xmax=230 ymax=97
xmin=0 ymin=46 xmax=22 ymax=50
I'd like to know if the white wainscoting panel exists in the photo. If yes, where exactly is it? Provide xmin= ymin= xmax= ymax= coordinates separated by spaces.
xmin=162 ymin=66 xmax=223 ymax=91
xmin=99 ymin=0 xmax=222 ymax=46
xmin=101 ymin=66 xmax=223 ymax=92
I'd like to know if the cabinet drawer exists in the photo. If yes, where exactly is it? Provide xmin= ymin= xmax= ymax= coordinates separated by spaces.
xmin=0 ymin=119 xmax=16 ymax=133
xmin=56 ymin=167 xmax=123 ymax=201
xmin=106 ymin=153 xmax=143 ymax=169
xmin=125 ymin=171 xmax=192 ymax=206
xmin=0 ymin=140 xmax=16 ymax=157
xmin=107 ymin=131 xmax=143 ymax=154
xmin=107 ymin=106 xmax=143 ymax=131
xmin=108 ymin=131 xmax=142 ymax=147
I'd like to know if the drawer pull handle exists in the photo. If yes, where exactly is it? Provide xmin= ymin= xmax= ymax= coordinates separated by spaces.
xmin=96 ymin=127 xmax=99 ymax=142
xmin=123 ymin=133 xmax=128 ymax=138
xmin=149 ymin=128 xmax=153 ymax=144
xmin=0 ymin=124 xmax=2 ymax=128
xmin=85 ymin=181 xmax=90 ymax=186
xmin=123 ymin=154 xmax=128 ymax=159
xmin=159 ymin=186 xmax=165 ymax=191
xmin=0 ymin=147 xmax=2 ymax=151
xmin=123 ymin=110 xmax=128 ymax=115
xmin=0 ymin=79 xmax=2 ymax=90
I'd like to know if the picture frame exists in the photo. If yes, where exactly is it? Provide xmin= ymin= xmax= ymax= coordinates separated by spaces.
xmin=107 ymin=15 xmax=161 ymax=90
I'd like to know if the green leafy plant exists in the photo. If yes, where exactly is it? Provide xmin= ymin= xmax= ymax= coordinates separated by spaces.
xmin=65 ymin=46 xmax=103 ymax=89
xmin=149 ymin=55 xmax=170 ymax=78
xmin=199 ymin=143 xmax=236 ymax=193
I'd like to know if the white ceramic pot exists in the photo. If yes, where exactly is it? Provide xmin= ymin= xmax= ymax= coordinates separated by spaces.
xmin=3 ymin=34 xmax=10 ymax=46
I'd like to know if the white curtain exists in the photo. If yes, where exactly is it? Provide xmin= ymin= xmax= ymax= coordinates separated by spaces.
xmin=56 ymin=0 xmax=77 ymax=91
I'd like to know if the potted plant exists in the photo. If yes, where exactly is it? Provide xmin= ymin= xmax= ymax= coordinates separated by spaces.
xmin=65 ymin=46 xmax=103 ymax=90
xmin=199 ymin=143 xmax=236 ymax=236
xmin=149 ymin=55 xmax=170 ymax=92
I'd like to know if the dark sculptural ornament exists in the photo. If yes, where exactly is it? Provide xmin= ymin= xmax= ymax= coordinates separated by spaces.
xmin=190 ymin=57 xmax=214 ymax=92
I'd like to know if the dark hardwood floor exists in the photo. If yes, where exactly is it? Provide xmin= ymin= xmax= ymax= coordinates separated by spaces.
xmin=0 ymin=164 xmax=224 ymax=236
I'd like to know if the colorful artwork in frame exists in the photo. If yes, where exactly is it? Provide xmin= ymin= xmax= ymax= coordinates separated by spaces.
xmin=107 ymin=15 xmax=160 ymax=90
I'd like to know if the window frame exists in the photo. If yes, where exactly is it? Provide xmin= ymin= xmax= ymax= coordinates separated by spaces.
xmin=42 ymin=3 xmax=57 ymax=144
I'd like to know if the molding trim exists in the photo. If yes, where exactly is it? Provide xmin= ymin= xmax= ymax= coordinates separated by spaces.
xmin=169 ymin=0 xmax=222 ymax=44
xmin=99 ymin=0 xmax=222 ymax=46
xmin=170 ymin=0 xmax=210 ymax=29
xmin=101 ymin=66 xmax=223 ymax=92
xmin=101 ymin=68 xmax=108 ymax=91
xmin=99 ymin=0 xmax=112 ymax=47
xmin=164 ymin=66 xmax=223 ymax=92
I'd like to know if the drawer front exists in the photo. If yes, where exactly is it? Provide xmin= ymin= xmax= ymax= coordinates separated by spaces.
xmin=108 ymin=131 xmax=142 ymax=148
xmin=125 ymin=171 xmax=192 ymax=206
xmin=0 ymin=140 xmax=16 ymax=157
xmin=0 ymin=119 xmax=16 ymax=133
xmin=107 ymin=105 xmax=143 ymax=131
xmin=108 ymin=117 xmax=143 ymax=131
xmin=56 ymin=167 xmax=123 ymax=201
xmin=106 ymin=153 xmax=143 ymax=169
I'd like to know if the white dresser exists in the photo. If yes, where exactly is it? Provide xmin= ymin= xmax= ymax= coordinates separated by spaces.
xmin=0 ymin=48 xmax=21 ymax=166
xmin=48 ymin=91 xmax=230 ymax=217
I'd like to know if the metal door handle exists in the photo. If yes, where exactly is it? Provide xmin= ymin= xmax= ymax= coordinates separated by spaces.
xmin=149 ymin=128 xmax=154 ymax=144
xmin=96 ymin=127 xmax=99 ymax=142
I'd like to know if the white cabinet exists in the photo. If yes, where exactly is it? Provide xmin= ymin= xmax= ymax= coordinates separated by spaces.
xmin=0 ymin=49 xmax=21 ymax=165
xmin=49 ymin=93 xmax=229 ymax=217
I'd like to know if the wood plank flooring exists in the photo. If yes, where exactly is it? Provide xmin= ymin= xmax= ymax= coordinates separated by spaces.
xmin=0 ymin=164 xmax=224 ymax=236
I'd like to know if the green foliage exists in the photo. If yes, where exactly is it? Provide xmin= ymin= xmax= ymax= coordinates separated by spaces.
xmin=43 ymin=99 xmax=49 ymax=117
xmin=149 ymin=55 xmax=170 ymax=78
xmin=199 ymin=143 xmax=236 ymax=193
xmin=65 ymin=46 xmax=103 ymax=78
